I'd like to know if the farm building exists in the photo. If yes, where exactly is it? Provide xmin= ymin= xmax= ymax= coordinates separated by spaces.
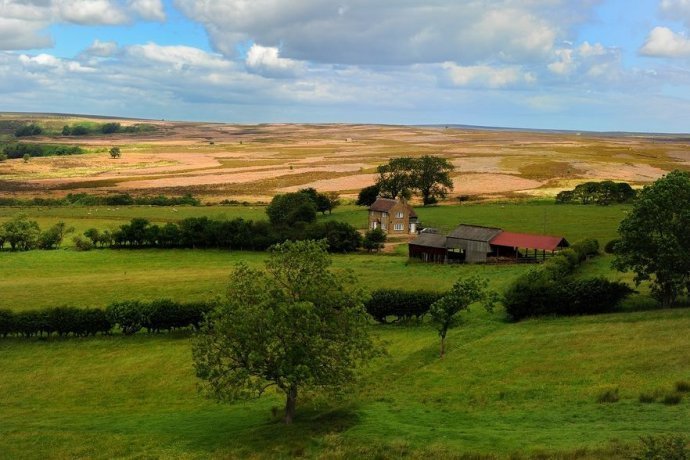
xmin=368 ymin=197 xmax=418 ymax=234
xmin=409 ymin=224 xmax=569 ymax=264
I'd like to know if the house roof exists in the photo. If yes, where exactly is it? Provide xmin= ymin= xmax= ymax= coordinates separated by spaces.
xmin=369 ymin=197 xmax=417 ymax=218
xmin=447 ymin=224 xmax=502 ymax=242
xmin=409 ymin=233 xmax=448 ymax=249
xmin=490 ymin=231 xmax=569 ymax=252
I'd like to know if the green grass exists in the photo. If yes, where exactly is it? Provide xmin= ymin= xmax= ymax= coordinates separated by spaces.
xmin=1 ymin=308 xmax=688 ymax=458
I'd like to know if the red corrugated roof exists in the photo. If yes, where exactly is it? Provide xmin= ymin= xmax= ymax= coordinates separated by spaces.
xmin=490 ymin=231 xmax=568 ymax=251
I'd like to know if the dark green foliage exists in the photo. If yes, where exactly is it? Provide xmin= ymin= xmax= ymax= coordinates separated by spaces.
xmin=675 ymin=381 xmax=690 ymax=393
xmin=356 ymin=184 xmax=381 ymax=206
xmin=638 ymin=392 xmax=657 ymax=403
xmin=596 ymin=388 xmax=620 ymax=403
xmin=101 ymin=123 xmax=121 ymax=134
xmin=13 ymin=310 xmax=51 ymax=337
xmin=556 ymin=181 xmax=636 ymax=205
xmin=14 ymin=123 xmax=43 ymax=137
xmin=298 ymin=187 xmax=339 ymax=214
xmin=1 ymin=214 xmax=40 ymax=251
xmin=266 ymin=192 xmax=317 ymax=226
xmin=0 ymin=309 xmax=15 ymax=337
xmin=106 ymin=301 xmax=144 ymax=335
xmin=504 ymin=238 xmax=633 ymax=321
xmin=614 ymin=170 xmax=690 ymax=306
xmin=0 ymin=193 xmax=198 ymax=207
xmin=142 ymin=299 xmax=212 ymax=333
xmin=0 ymin=143 xmax=83 ymax=159
xmin=109 ymin=146 xmax=121 ymax=158
xmin=61 ymin=122 xmax=155 ymax=136
xmin=306 ymin=221 xmax=361 ymax=253
xmin=365 ymin=289 xmax=444 ymax=323
xmin=632 ymin=435 xmax=689 ymax=460
xmin=605 ymin=238 xmax=621 ymax=254
xmin=376 ymin=156 xmax=455 ymax=205
xmin=363 ymin=228 xmax=386 ymax=252
xmin=662 ymin=393 xmax=683 ymax=405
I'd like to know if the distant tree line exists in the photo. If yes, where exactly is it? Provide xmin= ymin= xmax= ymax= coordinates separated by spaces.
xmin=14 ymin=123 xmax=44 ymax=137
xmin=73 ymin=216 xmax=362 ymax=253
xmin=0 ymin=143 xmax=84 ymax=159
xmin=0 ymin=193 xmax=200 ymax=207
xmin=556 ymin=181 xmax=636 ymax=205
xmin=0 ymin=299 xmax=212 ymax=339
xmin=61 ymin=122 xmax=157 ymax=136
xmin=0 ymin=215 xmax=73 ymax=251
xmin=356 ymin=155 xmax=455 ymax=206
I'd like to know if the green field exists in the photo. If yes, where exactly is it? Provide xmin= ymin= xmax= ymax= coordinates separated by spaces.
xmin=1 ymin=202 xmax=687 ymax=458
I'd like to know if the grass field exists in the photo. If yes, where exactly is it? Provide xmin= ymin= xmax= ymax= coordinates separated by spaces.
xmin=1 ymin=307 xmax=689 ymax=458
xmin=1 ymin=201 xmax=687 ymax=458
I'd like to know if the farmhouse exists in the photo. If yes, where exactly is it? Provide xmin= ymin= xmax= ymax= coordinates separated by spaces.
xmin=368 ymin=197 xmax=418 ymax=234
xmin=409 ymin=224 xmax=569 ymax=264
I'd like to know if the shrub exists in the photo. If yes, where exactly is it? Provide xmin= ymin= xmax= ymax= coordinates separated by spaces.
xmin=0 ymin=309 xmax=15 ymax=337
xmin=363 ymin=228 xmax=386 ymax=252
xmin=106 ymin=301 xmax=144 ymax=335
xmin=571 ymin=238 xmax=600 ymax=261
xmin=639 ymin=392 xmax=657 ymax=403
xmin=73 ymin=235 xmax=94 ymax=251
xmin=307 ymin=221 xmax=361 ymax=253
xmin=662 ymin=392 xmax=683 ymax=405
xmin=675 ymin=381 xmax=690 ymax=393
xmin=13 ymin=310 xmax=51 ymax=337
xmin=366 ymin=289 xmax=444 ymax=323
xmin=596 ymin=387 xmax=620 ymax=403
xmin=14 ymin=123 xmax=43 ymax=137
xmin=632 ymin=435 xmax=689 ymax=460
xmin=604 ymin=238 xmax=621 ymax=254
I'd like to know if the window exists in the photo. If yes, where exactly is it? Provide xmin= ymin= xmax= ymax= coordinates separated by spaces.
xmin=396 ymin=212 xmax=404 ymax=218
xmin=394 ymin=223 xmax=404 ymax=231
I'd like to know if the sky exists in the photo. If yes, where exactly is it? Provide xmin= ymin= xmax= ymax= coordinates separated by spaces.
xmin=2 ymin=0 xmax=690 ymax=132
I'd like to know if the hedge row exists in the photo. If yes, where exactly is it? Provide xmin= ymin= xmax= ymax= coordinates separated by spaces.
xmin=365 ymin=289 xmax=445 ymax=323
xmin=0 ymin=192 xmax=200 ymax=207
xmin=0 ymin=300 xmax=213 ymax=338
xmin=504 ymin=238 xmax=633 ymax=321
xmin=555 ymin=181 xmax=636 ymax=205
xmin=1 ymin=143 xmax=84 ymax=159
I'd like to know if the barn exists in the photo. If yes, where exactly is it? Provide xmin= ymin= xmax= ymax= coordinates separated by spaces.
xmin=408 ymin=233 xmax=448 ymax=263
xmin=446 ymin=224 xmax=502 ymax=263
xmin=490 ymin=231 xmax=570 ymax=262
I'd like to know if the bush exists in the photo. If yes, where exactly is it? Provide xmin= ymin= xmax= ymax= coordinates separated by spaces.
xmin=13 ymin=310 xmax=51 ymax=337
xmin=675 ymin=381 xmax=690 ymax=393
xmin=14 ymin=123 xmax=43 ymax=137
xmin=662 ymin=392 xmax=683 ymax=405
xmin=1 ymin=143 xmax=83 ymax=159
xmin=571 ymin=238 xmax=600 ymax=261
xmin=596 ymin=387 xmax=620 ymax=403
xmin=632 ymin=435 xmax=689 ymax=460
xmin=73 ymin=235 xmax=94 ymax=251
xmin=307 ymin=221 xmax=361 ymax=253
xmin=106 ymin=301 xmax=144 ymax=335
xmin=366 ymin=289 xmax=444 ymax=323
xmin=604 ymin=238 xmax=621 ymax=254
xmin=639 ymin=392 xmax=657 ymax=403
xmin=363 ymin=228 xmax=386 ymax=252
xmin=0 ymin=309 xmax=15 ymax=337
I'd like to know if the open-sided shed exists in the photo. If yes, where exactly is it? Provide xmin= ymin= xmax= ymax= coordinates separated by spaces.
xmin=445 ymin=224 xmax=502 ymax=263
xmin=490 ymin=231 xmax=569 ymax=261
xmin=408 ymin=233 xmax=448 ymax=263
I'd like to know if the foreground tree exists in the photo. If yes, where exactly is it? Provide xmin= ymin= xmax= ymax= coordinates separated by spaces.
xmin=429 ymin=277 xmax=496 ymax=358
xmin=412 ymin=155 xmax=455 ymax=205
xmin=193 ymin=240 xmax=377 ymax=424
xmin=613 ymin=170 xmax=690 ymax=305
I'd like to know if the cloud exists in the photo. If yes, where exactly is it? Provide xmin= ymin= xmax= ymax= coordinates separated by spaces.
xmin=124 ymin=43 xmax=232 ymax=70
xmin=174 ymin=0 xmax=598 ymax=65
xmin=548 ymin=41 xmax=623 ymax=84
xmin=660 ymin=0 xmax=690 ymax=26
xmin=82 ymin=39 xmax=119 ymax=58
xmin=245 ymin=44 xmax=304 ymax=78
xmin=640 ymin=26 xmax=690 ymax=58
xmin=442 ymin=63 xmax=536 ymax=88
xmin=127 ymin=0 xmax=165 ymax=22
xmin=55 ymin=0 xmax=128 ymax=25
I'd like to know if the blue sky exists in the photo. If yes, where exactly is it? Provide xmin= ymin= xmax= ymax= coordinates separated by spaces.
xmin=2 ymin=0 xmax=690 ymax=132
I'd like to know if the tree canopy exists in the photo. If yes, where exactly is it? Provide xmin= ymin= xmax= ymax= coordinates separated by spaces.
xmin=613 ymin=170 xmax=690 ymax=306
xmin=266 ymin=192 xmax=317 ymax=226
xmin=374 ymin=155 xmax=455 ymax=205
xmin=192 ymin=240 xmax=377 ymax=424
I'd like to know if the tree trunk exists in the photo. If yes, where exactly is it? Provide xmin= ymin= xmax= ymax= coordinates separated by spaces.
xmin=284 ymin=385 xmax=298 ymax=424
xmin=439 ymin=333 xmax=446 ymax=358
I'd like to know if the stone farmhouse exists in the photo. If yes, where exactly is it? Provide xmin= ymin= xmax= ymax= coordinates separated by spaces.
xmin=368 ymin=197 xmax=418 ymax=234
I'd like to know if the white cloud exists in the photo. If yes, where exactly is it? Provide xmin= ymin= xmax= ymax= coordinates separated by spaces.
xmin=174 ymin=0 xmax=597 ymax=65
xmin=640 ymin=26 xmax=690 ymax=58
xmin=245 ymin=44 xmax=304 ymax=78
xmin=0 ymin=17 xmax=53 ymax=50
xmin=125 ymin=43 xmax=232 ymax=70
xmin=442 ymin=63 xmax=536 ymax=88
xmin=127 ymin=0 xmax=165 ymax=22
xmin=548 ymin=41 xmax=623 ymax=84
xmin=83 ymin=39 xmax=119 ymax=57
xmin=55 ymin=0 xmax=128 ymax=25
xmin=660 ymin=0 xmax=690 ymax=26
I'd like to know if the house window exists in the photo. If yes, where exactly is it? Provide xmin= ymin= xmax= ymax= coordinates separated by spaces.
xmin=394 ymin=223 xmax=404 ymax=231
xmin=396 ymin=212 xmax=404 ymax=218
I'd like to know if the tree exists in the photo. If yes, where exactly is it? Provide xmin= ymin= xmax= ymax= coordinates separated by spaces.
xmin=1 ymin=214 xmax=40 ymax=251
xmin=363 ymin=228 xmax=386 ymax=252
xmin=376 ymin=157 xmax=415 ymax=199
xmin=192 ymin=240 xmax=377 ymax=424
xmin=266 ymin=192 xmax=317 ymax=227
xmin=109 ymin=147 xmax=121 ymax=159
xmin=297 ymin=187 xmax=339 ymax=214
xmin=429 ymin=277 xmax=496 ymax=358
xmin=0 ymin=152 xmax=7 ymax=162
xmin=613 ymin=170 xmax=690 ymax=306
xmin=23 ymin=154 xmax=30 ymax=163
xmin=38 ymin=222 xmax=73 ymax=249
xmin=356 ymin=184 xmax=381 ymax=206
xmin=412 ymin=155 xmax=455 ymax=205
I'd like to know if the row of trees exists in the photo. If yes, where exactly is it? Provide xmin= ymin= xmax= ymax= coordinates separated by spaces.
xmin=357 ymin=156 xmax=455 ymax=206
xmin=0 ymin=143 xmax=83 ymax=159
xmin=0 ymin=192 xmax=200 ymax=207
xmin=556 ymin=181 xmax=637 ymax=205
xmin=0 ymin=215 xmax=73 ymax=251
xmin=0 ymin=300 xmax=211 ymax=338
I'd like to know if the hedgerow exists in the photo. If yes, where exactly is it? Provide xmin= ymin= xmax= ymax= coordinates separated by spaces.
xmin=365 ymin=289 xmax=445 ymax=323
